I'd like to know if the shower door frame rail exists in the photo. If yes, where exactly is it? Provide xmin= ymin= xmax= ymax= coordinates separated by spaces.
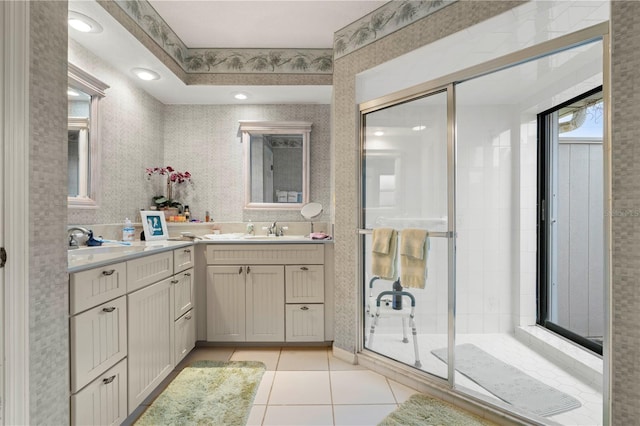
xmin=358 ymin=83 xmax=457 ymax=388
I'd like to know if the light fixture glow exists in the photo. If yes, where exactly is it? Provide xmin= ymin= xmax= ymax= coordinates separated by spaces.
xmin=234 ymin=93 xmax=248 ymax=100
xmin=132 ymin=68 xmax=160 ymax=81
xmin=68 ymin=12 xmax=103 ymax=33
xmin=412 ymin=125 xmax=426 ymax=131
xmin=374 ymin=130 xmax=384 ymax=136
xmin=67 ymin=89 xmax=80 ymax=97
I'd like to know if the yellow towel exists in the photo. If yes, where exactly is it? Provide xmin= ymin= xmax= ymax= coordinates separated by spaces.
xmin=400 ymin=229 xmax=429 ymax=289
xmin=372 ymin=228 xmax=394 ymax=254
xmin=372 ymin=228 xmax=398 ymax=280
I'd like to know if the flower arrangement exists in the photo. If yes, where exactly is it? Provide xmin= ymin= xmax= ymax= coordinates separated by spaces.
xmin=146 ymin=166 xmax=192 ymax=209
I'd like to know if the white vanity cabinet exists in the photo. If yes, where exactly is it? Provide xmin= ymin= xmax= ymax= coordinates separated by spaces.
xmin=205 ymin=244 xmax=325 ymax=343
xmin=69 ymin=262 xmax=129 ymax=426
xmin=285 ymin=265 xmax=325 ymax=341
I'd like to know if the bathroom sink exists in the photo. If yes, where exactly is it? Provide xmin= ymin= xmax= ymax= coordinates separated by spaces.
xmin=70 ymin=245 xmax=146 ymax=255
xmin=242 ymin=235 xmax=307 ymax=240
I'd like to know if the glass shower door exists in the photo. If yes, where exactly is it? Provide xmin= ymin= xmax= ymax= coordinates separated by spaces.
xmin=361 ymin=89 xmax=451 ymax=380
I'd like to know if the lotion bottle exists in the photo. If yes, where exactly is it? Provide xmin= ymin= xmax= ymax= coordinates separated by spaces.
xmin=123 ymin=218 xmax=135 ymax=242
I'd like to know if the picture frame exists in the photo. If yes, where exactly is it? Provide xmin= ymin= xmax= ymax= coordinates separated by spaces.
xmin=140 ymin=210 xmax=169 ymax=241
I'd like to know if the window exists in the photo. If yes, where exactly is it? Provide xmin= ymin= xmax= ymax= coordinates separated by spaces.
xmin=68 ymin=63 xmax=108 ymax=208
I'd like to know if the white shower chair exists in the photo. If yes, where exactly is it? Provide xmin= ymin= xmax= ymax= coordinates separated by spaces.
xmin=366 ymin=276 xmax=422 ymax=368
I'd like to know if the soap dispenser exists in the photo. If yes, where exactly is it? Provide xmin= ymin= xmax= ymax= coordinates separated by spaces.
xmin=123 ymin=218 xmax=135 ymax=242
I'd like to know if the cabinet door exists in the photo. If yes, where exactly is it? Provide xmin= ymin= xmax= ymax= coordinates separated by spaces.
xmin=70 ymin=262 xmax=126 ymax=315
xmin=285 ymin=265 xmax=324 ymax=303
xmin=285 ymin=304 xmax=325 ymax=342
xmin=70 ymin=296 xmax=127 ymax=392
xmin=246 ymin=265 xmax=285 ymax=342
xmin=174 ymin=246 xmax=194 ymax=273
xmin=174 ymin=309 xmax=196 ymax=365
xmin=71 ymin=358 xmax=127 ymax=426
xmin=127 ymin=278 xmax=174 ymax=413
xmin=127 ymin=251 xmax=173 ymax=293
xmin=172 ymin=268 xmax=194 ymax=320
xmin=206 ymin=266 xmax=246 ymax=341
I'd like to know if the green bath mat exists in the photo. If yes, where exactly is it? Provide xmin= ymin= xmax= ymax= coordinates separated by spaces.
xmin=379 ymin=393 xmax=496 ymax=426
xmin=135 ymin=360 xmax=266 ymax=426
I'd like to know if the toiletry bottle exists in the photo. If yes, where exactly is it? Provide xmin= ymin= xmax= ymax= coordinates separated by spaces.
xmin=184 ymin=205 xmax=190 ymax=221
xmin=205 ymin=210 xmax=210 ymax=222
xmin=123 ymin=218 xmax=135 ymax=242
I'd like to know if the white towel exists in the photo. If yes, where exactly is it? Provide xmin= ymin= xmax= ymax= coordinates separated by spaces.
xmin=372 ymin=228 xmax=398 ymax=280
xmin=400 ymin=229 xmax=429 ymax=289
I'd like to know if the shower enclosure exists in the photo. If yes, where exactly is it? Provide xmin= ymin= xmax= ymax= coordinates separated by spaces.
xmin=359 ymin=25 xmax=608 ymax=425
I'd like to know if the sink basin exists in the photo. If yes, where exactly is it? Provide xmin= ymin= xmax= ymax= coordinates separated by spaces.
xmin=70 ymin=245 xmax=146 ymax=255
xmin=242 ymin=235 xmax=307 ymax=240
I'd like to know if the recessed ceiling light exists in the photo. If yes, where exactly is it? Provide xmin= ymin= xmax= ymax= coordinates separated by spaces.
xmin=131 ymin=68 xmax=161 ymax=81
xmin=67 ymin=89 xmax=80 ymax=97
xmin=374 ymin=130 xmax=384 ymax=136
xmin=412 ymin=125 xmax=426 ymax=131
xmin=68 ymin=11 xmax=103 ymax=33
xmin=234 ymin=92 xmax=249 ymax=100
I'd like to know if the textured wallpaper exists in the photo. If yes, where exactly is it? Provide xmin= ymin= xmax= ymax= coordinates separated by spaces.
xmin=162 ymin=104 xmax=331 ymax=224
xmin=611 ymin=2 xmax=640 ymax=423
xmin=29 ymin=2 xmax=70 ymax=424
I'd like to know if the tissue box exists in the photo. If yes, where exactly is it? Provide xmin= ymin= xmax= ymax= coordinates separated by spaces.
xmin=276 ymin=190 xmax=287 ymax=202
xmin=288 ymin=191 xmax=298 ymax=202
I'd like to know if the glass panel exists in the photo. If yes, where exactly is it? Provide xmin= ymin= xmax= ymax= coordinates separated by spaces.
xmin=455 ymin=40 xmax=603 ymax=421
xmin=362 ymin=90 xmax=448 ymax=379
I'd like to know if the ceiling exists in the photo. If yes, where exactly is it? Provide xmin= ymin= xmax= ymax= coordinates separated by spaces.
xmin=68 ymin=0 xmax=386 ymax=105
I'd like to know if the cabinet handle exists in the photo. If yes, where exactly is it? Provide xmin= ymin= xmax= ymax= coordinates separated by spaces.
xmin=238 ymin=266 xmax=243 ymax=274
xmin=184 ymin=272 xmax=191 ymax=277
xmin=102 ymin=375 xmax=116 ymax=385
xmin=184 ymin=249 xmax=191 ymax=253
xmin=300 ymin=266 xmax=309 ymax=271
xmin=102 ymin=269 xmax=115 ymax=276
xmin=171 ymin=279 xmax=179 ymax=284
xmin=300 ymin=306 xmax=309 ymax=311
xmin=102 ymin=307 xmax=116 ymax=313
xmin=247 ymin=266 xmax=251 ymax=274
xmin=185 ymin=315 xmax=192 ymax=320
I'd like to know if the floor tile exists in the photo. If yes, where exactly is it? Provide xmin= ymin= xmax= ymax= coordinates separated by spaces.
xmin=231 ymin=347 xmax=282 ymax=370
xmin=278 ymin=347 xmax=329 ymax=371
xmin=330 ymin=371 xmax=396 ymax=405
xmin=263 ymin=405 xmax=334 ymax=426
xmin=333 ymin=404 xmax=397 ymax=425
xmin=269 ymin=371 xmax=332 ymax=405
xmin=388 ymin=379 xmax=418 ymax=403
xmin=254 ymin=371 xmax=275 ymax=405
xmin=180 ymin=346 xmax=234 ymax=366
xmin=246 ymin=404 xmax=266 ymax=426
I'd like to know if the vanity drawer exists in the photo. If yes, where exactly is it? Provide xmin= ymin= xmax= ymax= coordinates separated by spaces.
xmin=127 ymin=251 xmax=173 ymax=292
xmin=70 ymin=262 xmax=126 ymax=315
xmin=71 ymin=358 xmax=128 ymax=426
xmin=285 ymin=304 xmax=324 ymax=342
xmin=285 ymin=265 xmax=324 ymax=303
xmin=174 ymin=246 xmax=194 ymax=273
xmin=70 ymin=296 xmax=127 ymax=393
xmin=206 ymin=244 xmax=324 ymax=265
xmin=172 ymin=268 xmax=194 ymax=320
xmin=174 ymin=309 xmax=196 ymax=365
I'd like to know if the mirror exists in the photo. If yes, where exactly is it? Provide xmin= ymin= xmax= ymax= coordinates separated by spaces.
xmin=301 ymin=202 xmax=323 ymax=234
xmin=239 ymin=121 xmax=312 ymax=209
xmin=68 ymin=63 xmax=109 ymax=208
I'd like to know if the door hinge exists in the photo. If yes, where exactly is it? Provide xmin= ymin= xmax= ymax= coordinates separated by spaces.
xmin=0 ymin=247 xmax=6 ymax=268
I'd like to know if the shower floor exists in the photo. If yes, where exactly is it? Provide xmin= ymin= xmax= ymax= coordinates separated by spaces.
xmin=366 ymin=332 xmax=603 ymax=426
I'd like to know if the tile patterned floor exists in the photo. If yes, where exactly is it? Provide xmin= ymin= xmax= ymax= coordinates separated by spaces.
xmin=177 ymin=346 xmax=415 ymax=426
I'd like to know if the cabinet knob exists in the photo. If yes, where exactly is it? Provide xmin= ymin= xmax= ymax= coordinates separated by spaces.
xmin=102 ymin=269 xmax=115 ymax=276
xmin=102 ymin=307 xmax=116 ymax=313
xmin=247 ymin=266 xmax=251 ymax=274
xmin=102 ymin=375 xmax=116 ymax=385
xmin=184 ymin=272 xmax=191 ymax=277
xmin=185 ymin=315 xmax=192 ymax=320
xmin=238 ymin=266 xmax=243 ymax=274
xmin=171 ymin=279 xmax=179 ymax=284
xmin=300 ymin=266 xmax=309 ymax=271
xmin=183 ymin=249 xmax=191 ymax=253
xmin=300 ymin=306 xmax=309 ymax=311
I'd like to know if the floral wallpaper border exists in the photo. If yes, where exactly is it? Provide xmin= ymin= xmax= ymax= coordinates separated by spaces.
xmin=111 ymin=0 xmax=457 ymax=74
xmin=114 ymin=0 xmax=333 ymax=74
xmin=334 ymin=0 xmax=457 ymax=59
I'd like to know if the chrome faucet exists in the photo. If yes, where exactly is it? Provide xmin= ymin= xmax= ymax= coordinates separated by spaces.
xmin=268 ymin=221 xmax=278 ymax=236
xmin=67 ymin=226 xmax=90 ymax=249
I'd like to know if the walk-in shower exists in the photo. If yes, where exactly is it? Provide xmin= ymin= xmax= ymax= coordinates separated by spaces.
xmin=358 ymin=23 xmax=608 ymax=425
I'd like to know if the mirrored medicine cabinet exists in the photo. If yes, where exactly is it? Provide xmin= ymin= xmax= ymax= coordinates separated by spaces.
xmin=68 ymin=63 xmax=109 ymax=208
xmin=239 ymin=121 xmax=312 ymax=209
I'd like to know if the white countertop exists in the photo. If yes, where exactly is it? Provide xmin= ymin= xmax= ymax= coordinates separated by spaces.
xmin=68 ymin=236 xmax=332 ymax=272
